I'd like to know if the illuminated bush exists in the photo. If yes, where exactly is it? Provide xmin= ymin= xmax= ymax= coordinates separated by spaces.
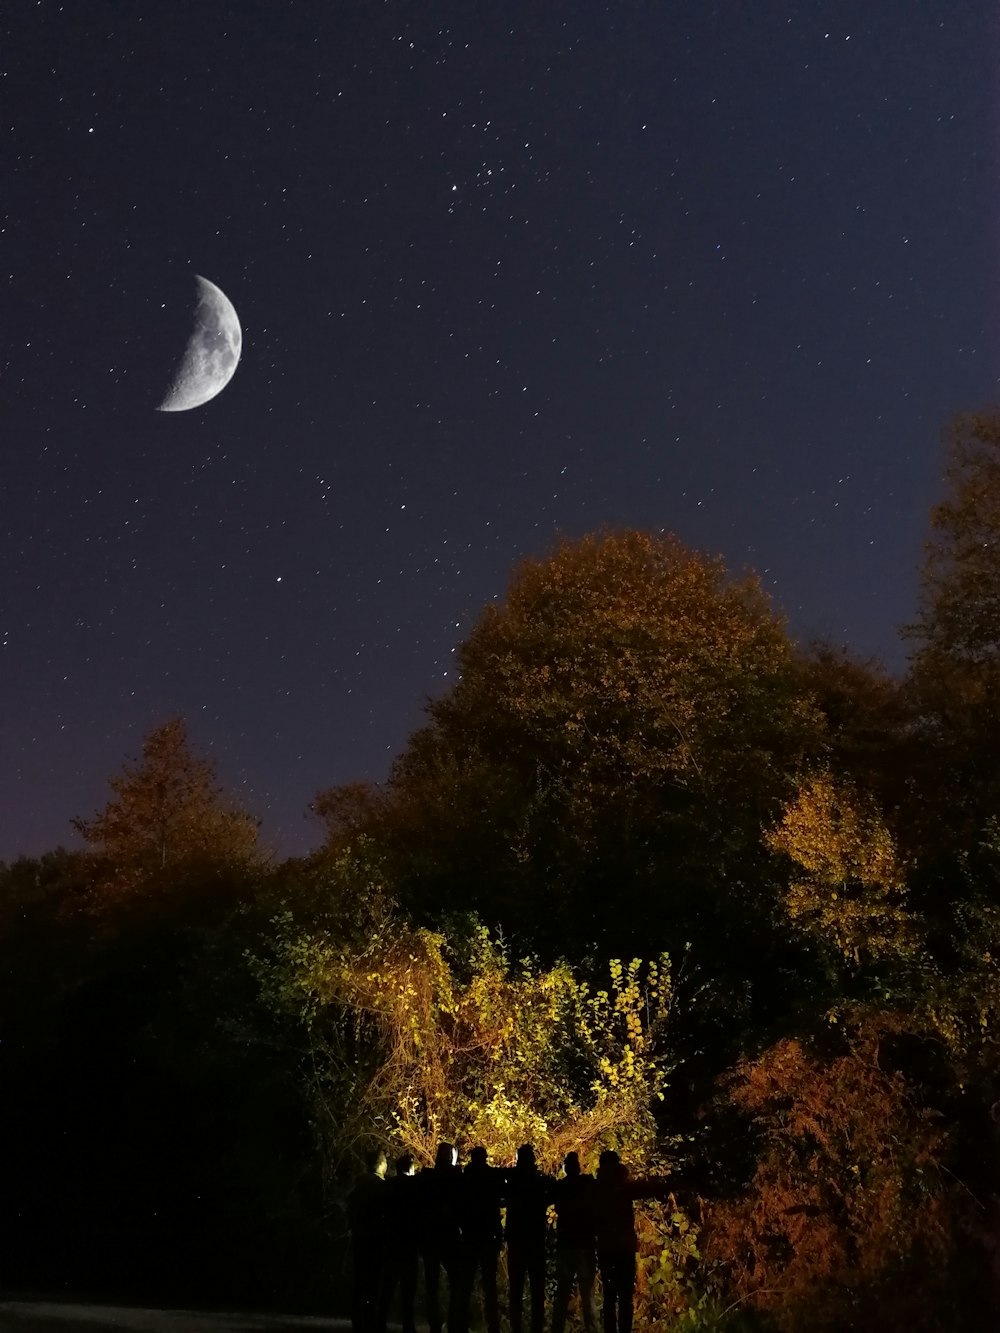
xmin=703 ymin=1010 xmax=978 ymax=1333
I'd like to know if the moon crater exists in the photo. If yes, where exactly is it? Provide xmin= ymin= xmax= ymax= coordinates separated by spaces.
xmin=157 ymin=275 xmax=242 ymax=412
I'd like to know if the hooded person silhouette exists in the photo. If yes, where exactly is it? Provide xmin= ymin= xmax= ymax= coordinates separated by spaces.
xmin=453 ymin=1145 xmax=504 ymax=1333
xmin=504 ymin=1143 xmax=553 ymax=1333
xmin=419 ymin=1142 xmax=462 ymax=1333
xmin=347 ymin=1147 xmax=388 ymax=1333
xmin=551 ymin=1152 xmax=598 ymax=1333
xmin=593 ymin=1150 xmax=670 ymax=1333
xmin=378 ymin=1152 xmax=419 ymax=1333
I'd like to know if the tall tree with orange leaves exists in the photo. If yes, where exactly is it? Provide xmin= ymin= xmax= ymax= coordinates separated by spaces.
xmin=73 ymin=717 xmax=261 ymax=899
xmin=318 ymin=530 xmax=830 ymax=1082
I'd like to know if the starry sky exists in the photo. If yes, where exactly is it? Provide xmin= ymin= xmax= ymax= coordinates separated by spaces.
xmin=2 ymin=1 xmax=997 ymax=861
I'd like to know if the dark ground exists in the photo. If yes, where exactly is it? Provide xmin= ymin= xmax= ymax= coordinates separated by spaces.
xmin=0 ymin=1301 xmax=346 ymax=1332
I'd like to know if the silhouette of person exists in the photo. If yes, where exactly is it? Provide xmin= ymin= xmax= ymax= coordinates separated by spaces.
xmin=454 ymin=1145 xmax=504 ymax=1333
xmin=420 ymin=1141 xmax=463 ymax=1333
xmin=378 ymin=1152 xmax=419 ymax=1333
xmin=551 ymin=1151 xmax=598 ymax=1333
xmin=347 ymin=1147 xmax=388 ymax=1333
xmin=505 ymin=1143 xmax=552 ymax=1333
xmin=593 ymin=1150 xmax=669 ymax=1333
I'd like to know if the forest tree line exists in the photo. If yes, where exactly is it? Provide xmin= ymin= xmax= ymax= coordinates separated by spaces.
xmin=5 ymin=410 xmax=1000 ymax=1331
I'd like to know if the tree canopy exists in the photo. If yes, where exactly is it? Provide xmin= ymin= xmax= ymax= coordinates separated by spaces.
xmin=327 ymin=532 xmax=826 ymax=984
xmin=73 ymin=716 xmax=261 ymax=900
xmin=901 ymin=410 xmax=1000 ymax=918
xmin=911 ymin=408 xmax=1000 ymax=676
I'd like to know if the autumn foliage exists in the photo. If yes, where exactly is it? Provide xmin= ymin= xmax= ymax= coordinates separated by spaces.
xmin=766 ymin=772 xmax=915 ymax=966
xmin=704 ymin=1013 xmax=976 ymax=1332
xmin=72 ymin=716 xmax=261 ymax=902
xmin=8 ymin=417 xmax=1000 ymax=1325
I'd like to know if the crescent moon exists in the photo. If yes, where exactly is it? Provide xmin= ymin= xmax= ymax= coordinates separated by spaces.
xmin=156 ymin=274 xmax=242 ymax=412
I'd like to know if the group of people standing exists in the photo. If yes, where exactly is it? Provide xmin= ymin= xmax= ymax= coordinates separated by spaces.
xmin=347 ymin=1141 xmax=667 ymax=1333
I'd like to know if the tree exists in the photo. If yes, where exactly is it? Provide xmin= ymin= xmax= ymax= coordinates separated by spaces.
xmin=2 ymin=741 xmax=321 ymax=1307
xmin=312 ymin=781 xmax=387 ymax=855
xmin=73 ymin=717 xmax=261 ymax=900
xmin=369 ymin=532 xmax=824 ymax=961
xmin=910 ymin=409 xmax=1000 ymax=679
xmin=703 ymin=1010 xmax=984 ymax=1333
xmin=264 ymin=911 xmax=670 ymax=1170
xmin=314 ymin=531 xmax=831 ymax=1090
xmin=904 ymin=409 xmax=1000 ymax=914
xmin=793 ymin=642 xmax=911 ymax=791
xmin=255 ymin=884 xmax=705 ymax=1325
xmin=765 ymin=772 xmax=916 ymax=969
xmin=906 ymin=408 xmax=1000 ymax=786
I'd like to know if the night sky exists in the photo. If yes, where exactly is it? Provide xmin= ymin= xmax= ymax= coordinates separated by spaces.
xmin=2 ymin=1 xmax=997 ymax=861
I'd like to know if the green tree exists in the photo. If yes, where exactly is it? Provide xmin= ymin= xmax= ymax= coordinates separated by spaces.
xmin=263 ymin=908 xmax=671 ymax=1170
